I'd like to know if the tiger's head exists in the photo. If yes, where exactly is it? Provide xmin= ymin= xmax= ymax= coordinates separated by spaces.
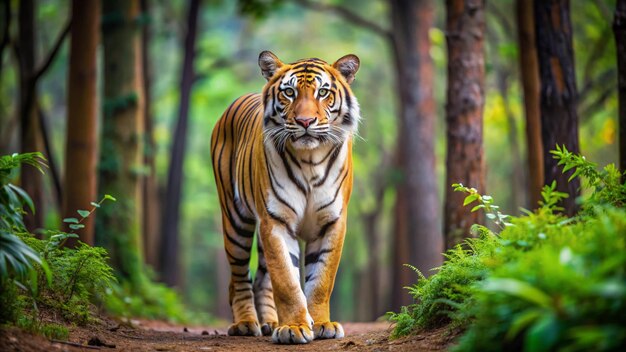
xmin=258 ymin=51 xmax=361 ymax=151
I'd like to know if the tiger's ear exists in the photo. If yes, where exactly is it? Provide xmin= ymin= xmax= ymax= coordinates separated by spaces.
xmin=258 ymin=51 xmax=284 ymax=81
xmin=332 ymin=54 xmax=360 ymax=84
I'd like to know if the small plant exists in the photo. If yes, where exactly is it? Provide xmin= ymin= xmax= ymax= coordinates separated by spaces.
xmin=452 ymin=183 xmax=512 ymax=230
xmin=20 ymin=194 xmax=117 ymax=325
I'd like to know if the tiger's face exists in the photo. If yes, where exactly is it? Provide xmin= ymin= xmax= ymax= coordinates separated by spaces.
xmin=258 ymin=51 xmax=361 ymax=151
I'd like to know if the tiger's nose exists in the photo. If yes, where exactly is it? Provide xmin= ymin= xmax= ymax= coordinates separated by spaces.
xmin=295 ymin=116 xmax=316 ymax=129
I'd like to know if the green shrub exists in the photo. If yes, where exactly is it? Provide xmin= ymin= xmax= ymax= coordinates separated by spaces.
xmin=0 ymin=152 xmax=201 ymax=333
xmin=390 ymin=147 xmax=626 ymax=352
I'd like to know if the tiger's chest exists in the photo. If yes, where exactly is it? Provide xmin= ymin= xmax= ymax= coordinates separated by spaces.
xmin=261 ymin=143 xmax=349 ymax=242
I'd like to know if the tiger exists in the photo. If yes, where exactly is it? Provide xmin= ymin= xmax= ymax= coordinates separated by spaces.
xmin=210 ymin=51 xmax=360 ymax=344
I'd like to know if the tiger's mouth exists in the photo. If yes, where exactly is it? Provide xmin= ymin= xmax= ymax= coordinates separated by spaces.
xmin=292 ymin=133 xmax=318 ymax=141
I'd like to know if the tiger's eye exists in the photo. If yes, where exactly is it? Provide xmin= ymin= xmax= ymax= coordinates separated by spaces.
xmin=284 ymin=88 xmax=295 ymax=97
xmin=318 ymin=88 xmax=328 ymax=97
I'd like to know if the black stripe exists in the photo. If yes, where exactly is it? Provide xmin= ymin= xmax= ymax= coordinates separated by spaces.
xmin=265 ymin=151 xmax=298 ymax=215
xmin=313 ymin=145 xmax=342 ymax=187
xmin=305 ymin=248 xmax=333 ymax=265
xmin=318 ymin=218 xmax=339 ymax=238
xmin=286 ymin=149 xmax=301 ymax=169
xmin=290 ymin=253 xmax=299 ymax=267
xmin=226 ymin=248 xmax=250 ymax=266
xmin=279 ymin=150 xmax=308 ymax=194
xmin=261 ymin=190 xmax=295 ymax=237
xmin=317 ymin=168 xmax=349 ymax=211
xmin=232 ymin=294 xmax=253 ymax=305
xmin=224 ymin=229 xmax=252 ymax=251
xmin=302 ymin=147 xmax=335 ymax=166
xmin=257 ymin=303 xmax=276 ymax=310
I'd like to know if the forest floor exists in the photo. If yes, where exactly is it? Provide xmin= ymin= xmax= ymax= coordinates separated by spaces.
xmin=0 ymin=317 xmax=459 ymax=351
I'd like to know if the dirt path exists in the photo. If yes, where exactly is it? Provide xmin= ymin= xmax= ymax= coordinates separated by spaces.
xmin=1 ymin=320 xmax=455 ymax=351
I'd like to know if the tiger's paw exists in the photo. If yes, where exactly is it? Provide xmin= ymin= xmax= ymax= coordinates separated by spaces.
xmin=227 ymin=320 xmax=262 ymax=336
xmin=271 ymin=324 xmax=314 ymax=344
xmin=313 ymin=321 xmax=344 ymax=340
xmin=261 ymin=321 xmax=278 ymax=336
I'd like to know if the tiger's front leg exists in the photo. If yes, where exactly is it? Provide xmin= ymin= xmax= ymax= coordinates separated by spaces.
xmin=304 ymin=217 xmax=347 ymax=340
xmin=258 ymin=218 xmax=314 ymax=344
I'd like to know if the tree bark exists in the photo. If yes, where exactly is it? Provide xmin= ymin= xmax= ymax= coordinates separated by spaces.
xmin=534 ymin=0 xmax=580 ymax=215
xmin=444 ymin=0 xmax=486 ymax=249
xmin=615 ymin=0 xmax=626 ymax=175
xmin=140 ymin=0 xmax=162 ymax=270
xmin=389 ymin=0 xmax=443 ymax=311
xmin=160 ymin=0 xmax=201 ymax=287
xmin=18 ymin=0 xmax=44 ymax=232
xmin=63 ymin=0 xmax=100 ymax=247
xmin=516 ymin=0 xmax=544 ymax=209
xmin=97 ymin=0 xmax=146 ymax=288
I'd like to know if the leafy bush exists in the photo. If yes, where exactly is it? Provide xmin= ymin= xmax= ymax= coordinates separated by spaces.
xmin=0 ymin=153 xmax=50 ymax=324
xmin=389 ymin=147 xmax=626 ymax=351
xmin=1 ymin=152 xmax=200 ymax=332
xmin=0 ymin=153 xmax=116 ymax=334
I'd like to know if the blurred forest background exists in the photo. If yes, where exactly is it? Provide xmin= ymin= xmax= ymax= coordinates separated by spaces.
xmin=0 ymin=0 xmax=621 ymax=324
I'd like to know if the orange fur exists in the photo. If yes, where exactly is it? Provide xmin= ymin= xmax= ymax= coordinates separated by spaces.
xmin=211 ymin=52 xmax=360 ymax=344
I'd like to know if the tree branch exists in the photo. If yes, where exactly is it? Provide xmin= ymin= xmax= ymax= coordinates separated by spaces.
xmin=32 ymin=19 xmax=71 ymax=83
xmin=293 ymin=0 xmax=392 ymax=40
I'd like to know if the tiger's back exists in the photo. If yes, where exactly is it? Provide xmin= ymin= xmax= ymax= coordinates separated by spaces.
xmin=211 ymin=93 xmax=263 ymax=225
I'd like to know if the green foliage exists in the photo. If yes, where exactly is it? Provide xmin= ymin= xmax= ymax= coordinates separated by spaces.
xmin=104 ymin=272 xmax=196 ymax=324
xmin=0 ymin=153 xmax=118 ymax=333
xmin=16 ymin=316 xmax=69 ymax=340
xmin=0 ymin=153 xmax=51 ymax=322
xmin=10 ymin=196 xmax=118 ymax=326
xmin=552 ymin=144 xmax=626 ymax=209
xmin=390 ymin=150 xmax=626 ymax=351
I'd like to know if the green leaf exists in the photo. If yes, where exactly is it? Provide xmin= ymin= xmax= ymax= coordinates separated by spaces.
xmin=8 ymin=184 xmax=34 ymax=213
xmin=471 ymin=204 xmax=485 ymax=212
xmin=524 ymin=314 xmax=560 ymax=352
xmin=104 ymin=194 xmax=117 ymax=201
xmin=463 ymin=194 xmax=478 ymax=206
xmin=69 ymin=224 xmax=85 ymax=230
xmin=63 ymin=217 xmax=79 ymax=224
xmin=507 ymin=309 xmax=543 ymax=341
xmin=77 ymin=210 xmax=90 ymax=217
xmin=90 ymin=202 xmax=100 ymax=208
xmin=482 ymin=278 xmax=553 ymax=309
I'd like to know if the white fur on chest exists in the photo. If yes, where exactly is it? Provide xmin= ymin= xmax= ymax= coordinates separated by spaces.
xmin=264 ymin=143 xmax=347 ymax=242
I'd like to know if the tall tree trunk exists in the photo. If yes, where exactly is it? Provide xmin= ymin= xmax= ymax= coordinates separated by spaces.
xmin=18 ymin=0 xmax=44 ymax=232
xmin=390 ymin=0 xmax=442 ymax=311
xmin=140 ymin=0 xmax=161 ymax=270
xmin=0 ymin=0 xmax=11 ymax=76
xmin=534 ymin=0 xmax=580 ymax=215
xmin=444 ymin=0 xmax=486 ymax=249
xmin=97 ymin=0 xmax=146 ymax=288
xmin=615 ymin=0 xmax=626 ymax=175
xmin=160 ymin=0 xmax=200 ymax=287
xmin=516 ymin=0 xmax=544 ymax=208
xmin=63 ymin=0 xmax=100 ymax=247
